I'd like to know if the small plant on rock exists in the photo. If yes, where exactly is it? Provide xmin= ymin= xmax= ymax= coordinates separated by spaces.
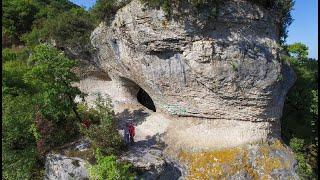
xmin=89 ymin=148 xmax=135 ymax=180
xmin=78 ymin=95 xmax=124 ymax=155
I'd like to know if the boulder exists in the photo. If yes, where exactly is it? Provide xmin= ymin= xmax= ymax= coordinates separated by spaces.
xmin=91 ymin=0 xmax=295 ymax=149
xmin=44 ymin=139 xmax=91 ymax=180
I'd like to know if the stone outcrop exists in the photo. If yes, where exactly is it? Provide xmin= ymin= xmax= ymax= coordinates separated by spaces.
xmin=44 ymin=139 xmax=91 ymax=180
xmin=83 ymin=0 xmax=299 ymax=178
xmin=91 ymin=0 xmax=295 ymax=148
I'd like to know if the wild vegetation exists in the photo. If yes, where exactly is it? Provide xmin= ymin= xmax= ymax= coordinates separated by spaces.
xmin=281 ymin=42 xmax=318 ymax=178
xmin=92 ymin=0 xmax=293 ymax=42
xmin=2 ymin=1 xmax=128 ymax=179
xmin=78 ymin=95 xmax=125 ymax=155
xmin=1 ymin=0 xmax=317 ymax=179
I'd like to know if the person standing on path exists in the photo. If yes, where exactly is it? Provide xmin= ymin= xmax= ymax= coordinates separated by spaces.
xmin=129 ymin=122 xmax=135 ymax=144
xmin=124 ymin=122 xmax=130 ymax=145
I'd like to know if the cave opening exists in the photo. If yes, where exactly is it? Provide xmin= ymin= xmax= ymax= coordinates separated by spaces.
xmin=137 ymin=88 xmax=156 ymax=112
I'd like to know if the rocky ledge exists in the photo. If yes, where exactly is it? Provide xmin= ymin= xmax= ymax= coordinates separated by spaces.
xmin=90 ymin=0 xmax=296 ymax=149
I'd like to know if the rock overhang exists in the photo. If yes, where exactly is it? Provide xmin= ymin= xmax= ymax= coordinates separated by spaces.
xmin=90 ymin=0 xmax=296 ymax=147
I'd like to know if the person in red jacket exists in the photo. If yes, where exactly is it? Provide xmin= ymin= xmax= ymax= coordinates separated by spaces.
xmin=82 ymin=119 xmax=91 ymax=129
xmin=128 ymin=122 xmax=135 ymax=144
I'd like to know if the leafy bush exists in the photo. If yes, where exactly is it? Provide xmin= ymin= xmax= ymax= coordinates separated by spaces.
xmin=2 ymin=47 xmax=30 ymax=62
xmin=287 ymin=42 xmax=309 ymax=59
xmin=141 ymin=0 xmax=222 ymax=19
xmin=2 ymin=0 xmax=38 ymax=46
xmin=89 ymin=148 xmax=135 ymax=180
xmin=281 ymin=42 xmax=318 ymax=178
xmin=2 ymin=59 xmax=34 ymax=96
xmin=290 ymin=138 xmax=313 ymax=177
xmin=2 ymin=0 xmax=80 ymax=47
xmin=23 ymin=7 xmax=95 ymax=48
xmin=24 ymin=44 xmax=83 ymax=122
xmin=2 ymin=95 xmax=38 ymax=180
xmin=91 ymin=0 xmax=119 ymax=21
xmin=78 ymin=95 xmax=124 ymax=155
xmin=248 ymin=0 xmax=294 ymax=43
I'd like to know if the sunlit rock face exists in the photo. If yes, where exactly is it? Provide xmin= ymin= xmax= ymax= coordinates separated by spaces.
xmin=90 ymin=0 xmax=295 ymax=149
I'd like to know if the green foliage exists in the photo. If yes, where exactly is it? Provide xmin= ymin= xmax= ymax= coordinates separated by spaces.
xmin=289 ymin=137 xmax=305 ymax=152
xmin=23 ymin=8 xmax=96 ymax=49
xmin=2 ymin=0 xmax=38 ymax=45
xmin=287 ymin=42 xmax=309 ymax=59
xmin=2 ymin=59 xmax=34 ymax=96
xmin=24 ymin=44 xmax=83 ymax=122
xmin=2 ymin=0 xmax=81 ymax=47
xmin=2 ymin=144 xmax=38 ymax=180
xmin=2 ymin=94 xmax=38 ymax=180
xmin=2 ymin=95 xmax=36 ymax=151
xmin=281 ymin=42 xmax=318 ymax=178
xmin=141 ymin=0 xmax=222 ymax=19
xmin=50 ymin=8 xmax=96 ymax=48
xmin=89 ymin=149 xmax=135 ymax=180
xmin=91 ymin=0 xmax=118 ymax=21
xmin=2 ymin=1 xmax=94 ymax=179
xmin=79 ymin=95 xmax=124 ymax=155
xmin=249 ymin=0 xmax=294 ymax=43
xmin=290 ymin=138 xmax=314 ymax=177
xmin=230 ymin=62 xmax=238 ymax=71
xmin=2 ymin=44 xmax=84 ymax=179
xmin=2 ymin=47 xmax=29 ymax=62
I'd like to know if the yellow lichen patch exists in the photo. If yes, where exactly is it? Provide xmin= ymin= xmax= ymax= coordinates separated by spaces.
xmin=178 ymin=148 xmax=241 ymax=179
xmin=270 ymin=139 xmax=287 ymax=151
xmin=255 ymin=141 xmax=284 ymax=177
xmin=242 ymin=150 xmax=259 ymax=180
xmin=256 ymin=156 xmax=282 ymax=175
xmin=177 ymin=141 xmax=291 ymax=179
xmin=162 ymin=20 xmax=168 ymax=29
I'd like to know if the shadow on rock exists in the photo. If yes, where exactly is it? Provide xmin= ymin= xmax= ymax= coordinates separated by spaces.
xmin=121 ymin=133 xmax=182 ymax=180
xmin=116 ymin=108 xmax=150 ymax=129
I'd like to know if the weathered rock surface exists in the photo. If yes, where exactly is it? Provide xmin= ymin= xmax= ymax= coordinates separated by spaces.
xmin=45 ymin=154 xmax=89 ymax=180
xmin=44 ymin=139 xmax=92 ymax=180
xmin=178 ymin=139 xmax=299 ymax=179
xmin=79 ymin=0 xmax=299 ymax=178
xmin=91 ymin=0 xmax=295 ymax=149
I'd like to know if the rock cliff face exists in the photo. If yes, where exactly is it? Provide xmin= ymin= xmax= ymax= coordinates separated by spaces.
xmin=91 ymin=0 xmax=295 ymax=149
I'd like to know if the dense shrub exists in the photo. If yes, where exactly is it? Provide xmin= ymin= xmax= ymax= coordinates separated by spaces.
xmin=2 ymin=59 xmax=34 ymax=96
xmin=2 ymin=47 xmax=29 ymax=62
xmin=2 ymin=0 xmax=38 ymax=45
xmin=78 ymin=95 xmax=124 ymax=155
xmin=2 ymin=95 xmax=38 ymax=180
xmin=25 ymin=44 xmax=83 ymax=122
xmin=91 ymin=0 xmax=119 ymax=21
xmin=89 ymin=148 xmax=135 ymax=180
xmin=23 ymin=8 xmax=96 ymax=50
xmin=2 ymin=0 xmax=79 ymax=47
xmin=281 ymin=42 xmax=318 ymax=178
xmin=140 ymin=0 xmax=222 ymax=20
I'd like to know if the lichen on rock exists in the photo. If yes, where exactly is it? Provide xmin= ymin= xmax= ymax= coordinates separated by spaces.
xmin=91 ymin=0 xmax=295 ymax=148
xmin=78 ymin=0 xmax=300 ymax=178
xmin=178 ymin=140 xmax=298 ymax=179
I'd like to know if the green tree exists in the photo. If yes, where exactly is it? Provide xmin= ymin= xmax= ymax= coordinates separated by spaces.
xmin=89 ymin=149 xmax=135 ymax=180
xmin=281 ymin=42 xmax=318 ymax=178
xmin=24 ymin=44 xmax=83 ymax=122
xmin=2 ymin=0 xmax=39 ymax=46
xmin=90 ymin=0 xmax=118 ymax=21
xmin=78 ymin=95 xmax=124 ymax=155
xmin=2 ymin=95 xmax=38 ymax=180
xmin=287 ymin=42 xmax=309 ymax=59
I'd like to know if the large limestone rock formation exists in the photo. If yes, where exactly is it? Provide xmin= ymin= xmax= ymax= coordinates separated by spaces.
xmin=91 ymin=0 xmax=295 ymax=150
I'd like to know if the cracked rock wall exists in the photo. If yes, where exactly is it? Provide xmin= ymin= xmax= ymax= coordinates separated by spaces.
xmin=91 ymin=0 xmax=295 ymax=148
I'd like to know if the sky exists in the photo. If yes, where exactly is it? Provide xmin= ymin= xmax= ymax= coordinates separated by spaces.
xmin=71 ymin=0 xmax=318 ymax=59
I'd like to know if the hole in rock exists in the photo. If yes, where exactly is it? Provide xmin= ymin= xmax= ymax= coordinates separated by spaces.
xmin=137 ymin=88 xmax=156 ymax=112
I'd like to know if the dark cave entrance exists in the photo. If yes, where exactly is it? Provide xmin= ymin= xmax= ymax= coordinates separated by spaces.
xmin=137 ymin=88 xmax=156 ymax=112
